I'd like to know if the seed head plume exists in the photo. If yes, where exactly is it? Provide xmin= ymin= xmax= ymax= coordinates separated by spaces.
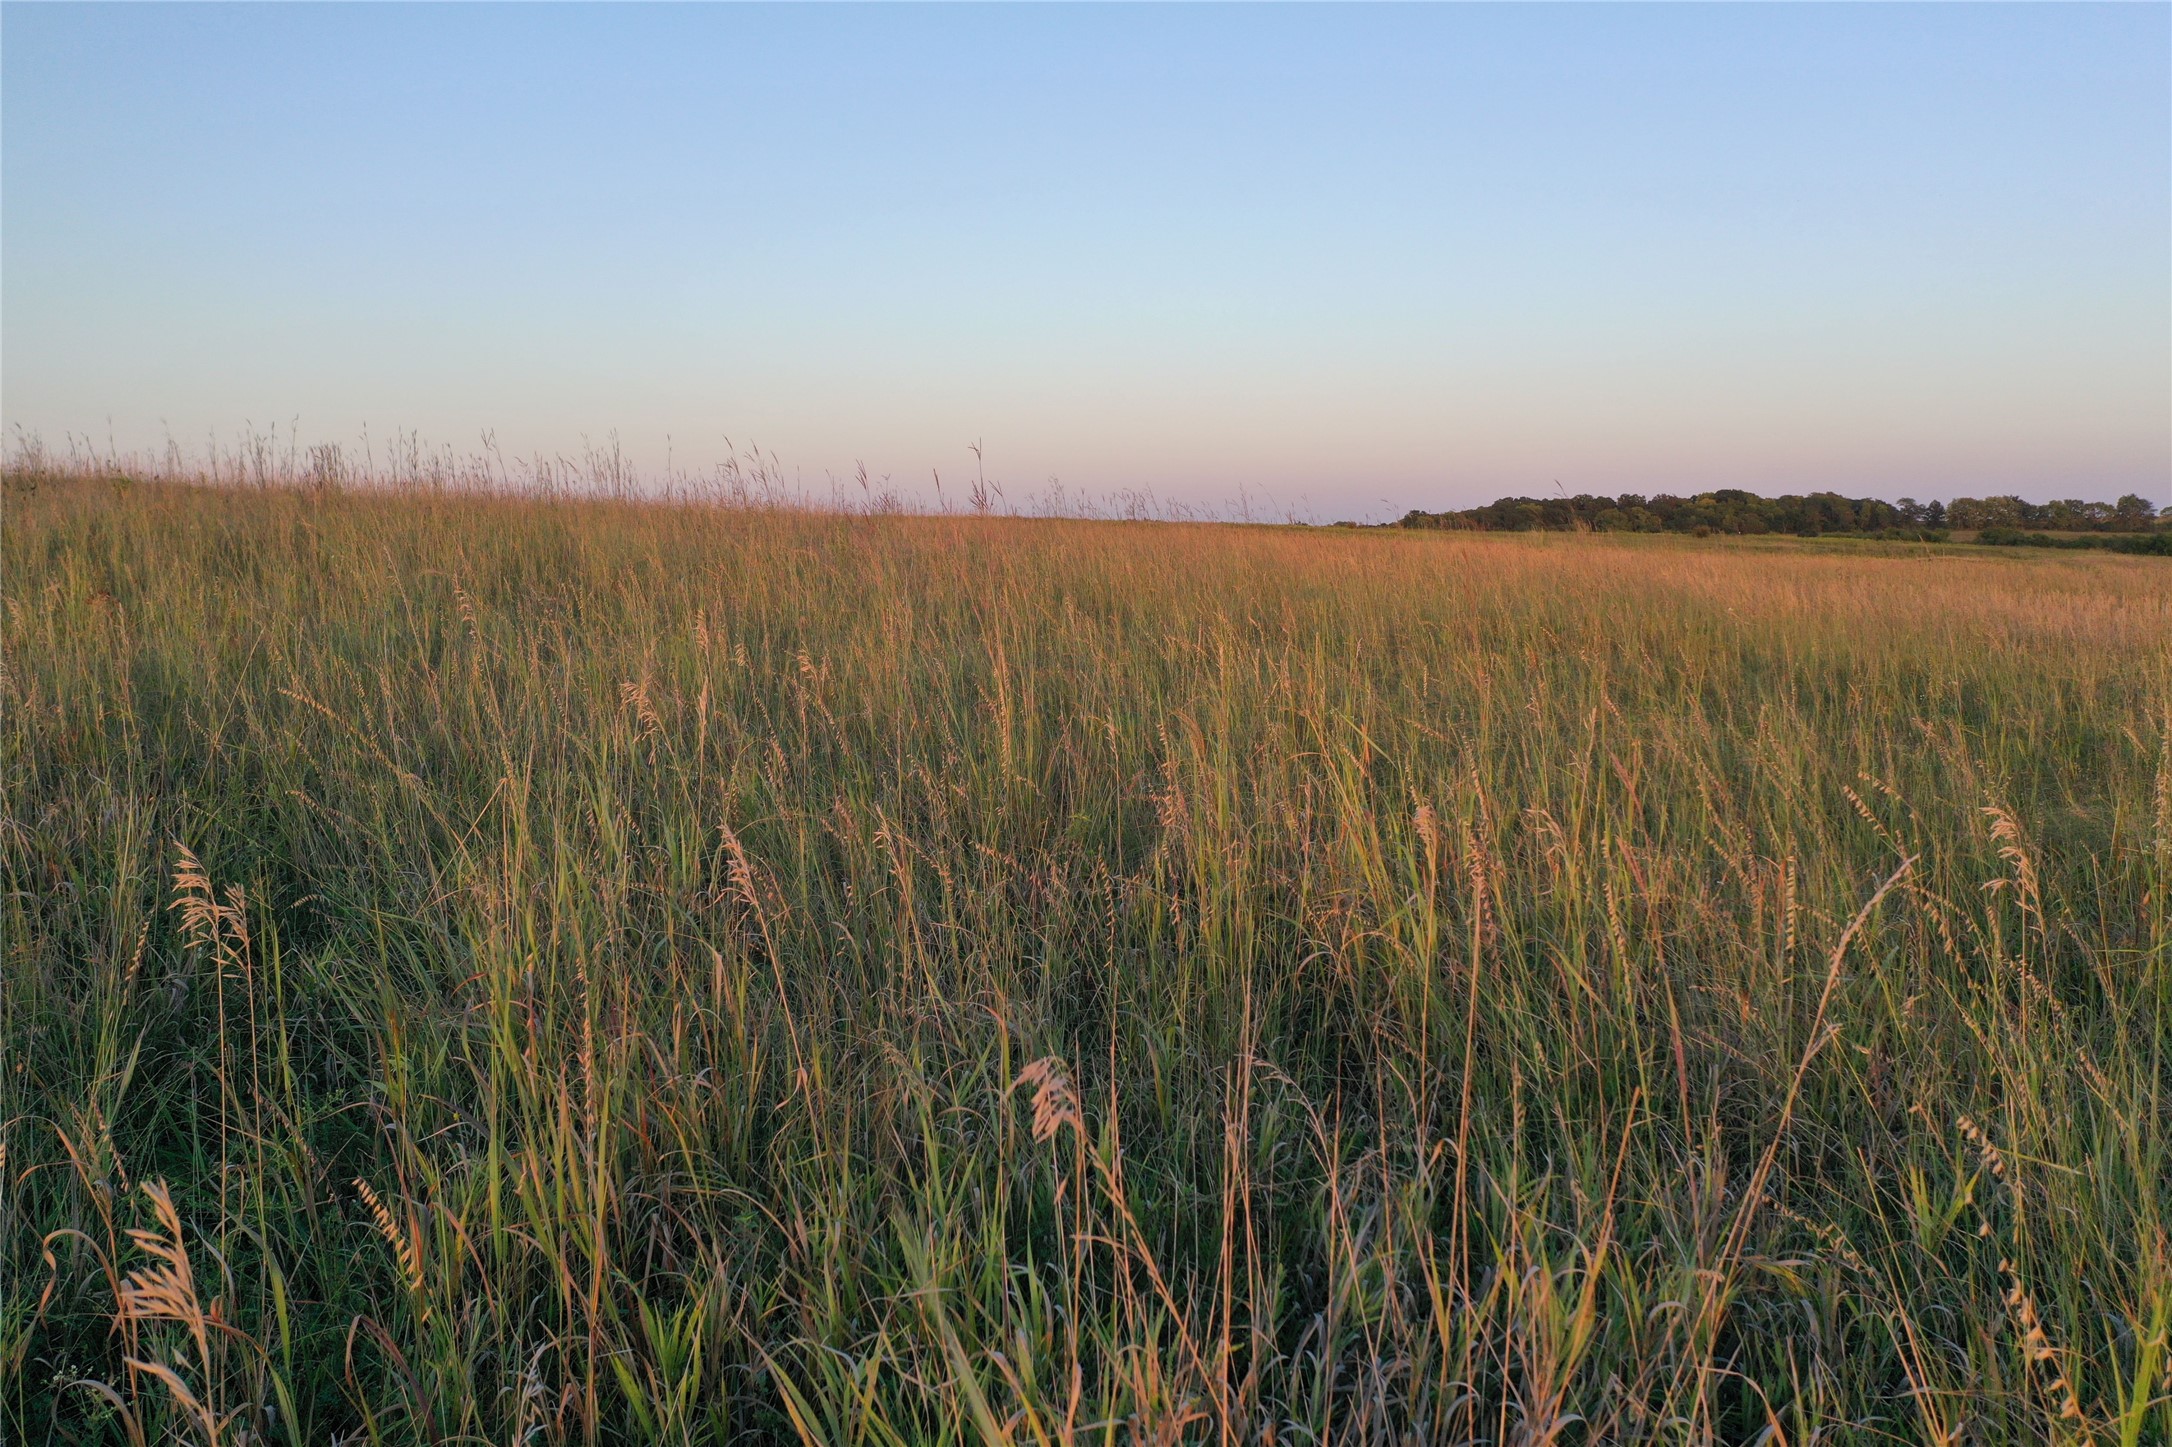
xmin=355 ymin=1178 xmax=431 ymax=1324
xmin=169 ymin=843 xmax=247 ymax=954
xmin=1013 ymin=1057 xmax=1083 ymax=1145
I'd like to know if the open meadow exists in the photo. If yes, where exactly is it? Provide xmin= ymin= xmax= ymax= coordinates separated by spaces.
xmin=4 ymin=473 xmax=2168 ymax=1444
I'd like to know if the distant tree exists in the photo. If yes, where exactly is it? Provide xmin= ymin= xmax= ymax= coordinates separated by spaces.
xmin=2114 ymin=494 xmax=2157 ymax=530
xmin=1946 ymin=496 xmax=2024 ymax=529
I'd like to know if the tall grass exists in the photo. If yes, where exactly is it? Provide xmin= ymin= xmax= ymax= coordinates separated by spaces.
xmin=4 ymin=469 xmax=2167 ymax=1444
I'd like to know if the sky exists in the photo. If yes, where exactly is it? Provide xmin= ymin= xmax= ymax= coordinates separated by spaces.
xmin=3 ymin=3 xmax=2167 ymax=519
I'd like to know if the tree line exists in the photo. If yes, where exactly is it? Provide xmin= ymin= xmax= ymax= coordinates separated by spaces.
xmin=1391 ymin=487 xmax=2167 ymax=542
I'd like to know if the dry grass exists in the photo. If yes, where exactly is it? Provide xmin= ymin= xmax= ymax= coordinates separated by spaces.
xmin=3 ymin=469 xmax=2168 ymax=1443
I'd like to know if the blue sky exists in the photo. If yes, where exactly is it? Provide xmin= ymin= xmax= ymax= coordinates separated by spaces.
xmin=4 ymin=3 xmax=2166 ymax=517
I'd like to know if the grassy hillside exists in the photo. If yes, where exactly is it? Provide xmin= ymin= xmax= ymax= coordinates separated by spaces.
xmin=5 ymin=473 xmax=2168 ymax=1444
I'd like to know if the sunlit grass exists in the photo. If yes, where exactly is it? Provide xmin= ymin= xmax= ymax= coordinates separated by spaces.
xmin=5 ymin=470 xmax=2167 ymax=1444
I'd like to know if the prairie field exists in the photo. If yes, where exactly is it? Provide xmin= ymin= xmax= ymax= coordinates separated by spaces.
xmin=4 ymin=473 xmax=2168 ymax=1445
